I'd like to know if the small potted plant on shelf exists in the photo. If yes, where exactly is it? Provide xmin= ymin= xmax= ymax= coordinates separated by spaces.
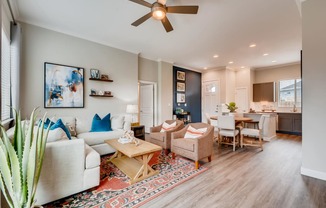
xmin=0 ymin=108 xmax=49 ymax=208
xmin=225 ymin=102 xmax=238 ymax=113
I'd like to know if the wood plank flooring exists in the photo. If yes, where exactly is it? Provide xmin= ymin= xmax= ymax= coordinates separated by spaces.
xmin=142 ymin=134 xmax=326 ymax=208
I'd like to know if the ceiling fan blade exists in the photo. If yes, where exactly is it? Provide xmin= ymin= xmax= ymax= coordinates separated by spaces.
xmin=166 ymin=6 xmax=199 ymax=14
xmin=129 ymin=0 xmax=152 ymax=8
xmin=131 ymin=12 xmax=152 ymax=27
xmin=161 ymin=17 xmax=173 ymax=32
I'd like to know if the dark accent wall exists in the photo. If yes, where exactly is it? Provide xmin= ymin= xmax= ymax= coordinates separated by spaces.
xmin=173 ymin=66 xmax=202 ymax=122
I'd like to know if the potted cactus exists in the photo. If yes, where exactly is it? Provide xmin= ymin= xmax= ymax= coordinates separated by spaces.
xmin=225 ymin=102 xmax=238 ymax=113
xmin=0 ymin=109 xmax=49 ymax=208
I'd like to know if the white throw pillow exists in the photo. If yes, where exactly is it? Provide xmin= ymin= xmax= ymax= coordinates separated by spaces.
xmin=47 ymin=128 xmax=69 ymax=143
xmin=160 ymin=121 xmax=177 ymax=132
xmin=184 ymin=125 xmax=207 ymax=139
xmin=111 ymin=115 xmax=125 ymax=130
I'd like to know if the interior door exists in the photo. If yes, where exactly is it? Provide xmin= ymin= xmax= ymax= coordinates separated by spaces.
xmin=235 ymin=87 xmax=249 ymax=113
xmin=140 ymin=84 xmax=154 ymax=133
xmin=202 ymin=81 xmax=220 ymax=119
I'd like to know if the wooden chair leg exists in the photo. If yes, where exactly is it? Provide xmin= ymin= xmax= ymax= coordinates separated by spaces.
xmin=208 ymin=155 xmax=212 ymax=162
xmin=172 ymin=152 xmax=176 ymax=159
xmin=195 ymin=161 xmax=199 ymax=169
xmin=233 ymin=136 xmax=236 ymax=151
xmin=259 ymin=135 xmax=263 ymax=151
xmin=240 ymin=134 xmax=243 ymax=148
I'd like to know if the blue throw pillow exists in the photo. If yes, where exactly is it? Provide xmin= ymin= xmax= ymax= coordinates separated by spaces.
xmin=50 ymin=119 xmax=72 ymax=140
xmin=39 ymin=118 xmax=54 ymax=128
xmin=90 ymin=113 xmax=112 ymax=132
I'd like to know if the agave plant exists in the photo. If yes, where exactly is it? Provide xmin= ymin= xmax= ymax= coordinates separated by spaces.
xmin=226 ymin=102 xmax=238 ymax=113
xmin=0 ymin=109 xmax=49 ymax=208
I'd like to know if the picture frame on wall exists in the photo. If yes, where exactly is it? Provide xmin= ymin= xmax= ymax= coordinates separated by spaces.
xmin=177 ymin=93 xmax=186 ymax=103
xmin=44 ymin=62 xmax=84 ymax=108
xmin=177 ymin=71 xmax=185 ymax=81
xmin=177 ymin=82 xmax=186 ymax=92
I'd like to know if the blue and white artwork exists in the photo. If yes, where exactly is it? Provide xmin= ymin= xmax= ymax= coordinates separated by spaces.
xmin=44 ymin=62 xmax=84 ymax=108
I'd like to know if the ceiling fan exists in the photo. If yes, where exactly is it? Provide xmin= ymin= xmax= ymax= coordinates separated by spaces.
xmin=129 ymin=0 xmax=199 ymax=32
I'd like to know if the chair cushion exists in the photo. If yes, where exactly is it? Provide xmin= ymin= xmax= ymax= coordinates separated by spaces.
xmin=241 ymin=128 xmax=259 ymax=137
xmin=219 ymin=129 xmax=239 ymax=137
xmin=150 ymin=132 xmax=165 ymax=142
xmin=184 ymin=125 xmax=207 ymax=139
xmin=160 ymin=121 xmax=176 ymax=132
xmin=90 ymin=113 xmax=112 ymax=132
xmin=85 ymin=145 xmax=100 ymax=169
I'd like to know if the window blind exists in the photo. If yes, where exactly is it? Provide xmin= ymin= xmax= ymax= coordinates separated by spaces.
xmin=1 ymin=28 xmax=11 ymax=121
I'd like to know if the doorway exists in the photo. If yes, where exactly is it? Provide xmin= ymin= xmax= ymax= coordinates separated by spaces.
xmin=235 ymin=87 xmax=249 ymax=113
xmin=139 ymin=81 xmax=157 ymax=133
xmin=202 ymin=80 xmax=220 ymax=119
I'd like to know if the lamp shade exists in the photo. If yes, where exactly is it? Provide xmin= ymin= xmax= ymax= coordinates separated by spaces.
xmin=126 ymin=105 xmax=138 ymax=114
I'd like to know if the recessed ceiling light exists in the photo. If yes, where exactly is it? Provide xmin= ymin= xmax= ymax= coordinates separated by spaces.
xmin=263 ymin=53 xmax=269 ymax=56
xmin=272 ymin=60 xmax=277 ymax=63
xmin=249 ymin=44 xmax=256 ymax=48
xmin=204 ymin=67 xmax=208 ymax=70
xmin=213 ymin=55 xmax=219 ymax=58
xmin=229 ymin=61 xmax=234 ymax=64
xmin=241 ymin=66 xmax=245 ymax=69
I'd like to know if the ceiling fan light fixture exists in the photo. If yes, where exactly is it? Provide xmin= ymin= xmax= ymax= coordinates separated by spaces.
xmin=152 ymin=6 xmax=166 ymax=20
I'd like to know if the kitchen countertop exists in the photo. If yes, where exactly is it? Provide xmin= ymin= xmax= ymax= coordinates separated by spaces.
xmin=245 ymin=111 xmax=301 ymax=114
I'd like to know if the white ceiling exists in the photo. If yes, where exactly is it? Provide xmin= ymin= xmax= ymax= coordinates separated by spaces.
xmin=11 ymin=0 xmax=302 ymax=71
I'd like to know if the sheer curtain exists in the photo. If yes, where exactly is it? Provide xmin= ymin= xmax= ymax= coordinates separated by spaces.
xmin=10 ymin=22 xmax=22 ymax=114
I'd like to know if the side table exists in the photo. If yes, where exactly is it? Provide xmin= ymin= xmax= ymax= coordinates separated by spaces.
xmin=131 ymin=125 xmax=145 ymax=140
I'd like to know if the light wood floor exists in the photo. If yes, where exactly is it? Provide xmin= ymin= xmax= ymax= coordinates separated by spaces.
xmin=141 ymin=134 xmax=326 ymax=208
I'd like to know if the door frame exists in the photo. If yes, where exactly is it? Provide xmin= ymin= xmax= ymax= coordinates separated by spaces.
xmin=139 ymin=80 xmax=158 ymax=127
xmin=202 ymin=80 xmax=221 ymax=121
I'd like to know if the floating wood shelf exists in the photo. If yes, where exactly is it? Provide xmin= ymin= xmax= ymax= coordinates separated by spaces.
xmin=89 ymin=94 xmax=113 ymax=97
xmin=89 ymin=78 xmax=113 ymax=82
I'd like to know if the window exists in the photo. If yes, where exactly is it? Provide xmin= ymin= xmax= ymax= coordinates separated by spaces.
xmin=278 ymin=79 xmax=301 ymax=107
xmin=1 ymin=28 xmax=11 ymax=121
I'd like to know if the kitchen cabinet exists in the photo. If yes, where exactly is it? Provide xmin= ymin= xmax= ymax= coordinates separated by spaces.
xmin=277 ymin=113 xmax=302 ymax=134
xmin=253 ymin=82 xmax=275 ymax=102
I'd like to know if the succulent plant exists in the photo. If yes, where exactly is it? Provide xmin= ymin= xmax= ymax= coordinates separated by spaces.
xmin=226 ymin=102 xmax=238 ymax=112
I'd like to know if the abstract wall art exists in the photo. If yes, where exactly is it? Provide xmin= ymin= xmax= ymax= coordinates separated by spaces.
xmin=44 ymin=62 xmax=84 ymax=108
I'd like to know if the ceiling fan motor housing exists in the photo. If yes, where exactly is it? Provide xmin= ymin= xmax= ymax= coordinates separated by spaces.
xmin=152 ymin=2 xmax=166 ymax=20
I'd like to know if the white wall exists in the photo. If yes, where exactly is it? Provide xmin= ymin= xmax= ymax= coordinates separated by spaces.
xmin=138 ymin=57 xmax=158 ymax=82
xmin=301 ymin=0 xmax=326 ymax=180
xmin=254 ymin=63 xmax=301 ymax=83
xmin=158 ymin=61 xmax=173 ymax=123
xmin=20 ymin=23 xmax=138 ymax=119
xmin=225 ymin=68 xmax=236 ymax=103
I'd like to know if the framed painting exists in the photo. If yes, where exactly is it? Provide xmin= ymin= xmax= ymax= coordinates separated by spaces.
xmin=177 ymin=93 xmax=186 ymax=103
xmin=177 ymin=82 xmax=185 ymax=92
xmin=177 ymin=71 xmax=185 ymax=81
xmin=44 ymin=62 xmax=84 ymax=108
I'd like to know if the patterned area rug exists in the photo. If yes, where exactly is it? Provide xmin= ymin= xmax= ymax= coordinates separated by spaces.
xmin=44 ymin=151 xmax=208 ymax=208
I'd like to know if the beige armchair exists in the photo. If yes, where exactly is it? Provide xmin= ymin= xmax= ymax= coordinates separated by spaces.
xmin=147 ymin=120 xmax=184 ymax=154
xmin=171 ymin=123 xmax=214 ymax=169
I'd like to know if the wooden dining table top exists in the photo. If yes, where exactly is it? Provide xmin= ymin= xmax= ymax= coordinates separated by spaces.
xmin=210 ymin=115 xmax=253 ymax=122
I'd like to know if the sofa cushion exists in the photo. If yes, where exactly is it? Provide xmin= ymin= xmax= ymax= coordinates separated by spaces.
xmin=50 ymin=119 xmax=72 ymax=140
xmin=85 ymin=144 xmax=100 ymax=169
xmin=111 ymin=115 xmax=124 ymax=130
xmin=78 ymin=130 xmax=124 ymax=146
xmin=90 ymin=114 xmax=112 ymax=132
xmin=47 ymin=128 xmax=69 ymax=143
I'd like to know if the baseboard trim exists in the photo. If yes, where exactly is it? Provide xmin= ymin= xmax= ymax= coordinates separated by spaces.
xmin=301 ymin=167 xmax=326 ymax=181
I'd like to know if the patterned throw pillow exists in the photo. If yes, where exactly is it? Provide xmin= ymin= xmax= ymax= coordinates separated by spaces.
xmin=184 ymin=125 xmax=207 ymax=139
xmin=160 ymin=121 xmax=177 ymax=132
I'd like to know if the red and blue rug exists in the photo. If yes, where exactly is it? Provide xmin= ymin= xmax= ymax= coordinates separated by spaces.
xmin=45 ymin=152 xmax=208 ymax=208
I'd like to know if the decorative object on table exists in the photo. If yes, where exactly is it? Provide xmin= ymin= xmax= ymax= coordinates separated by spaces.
xmin=104 ymin=91 xmax=111 ymax=96
xmin=90 ymin=68 xmax=100 ymax=79
xmin=118 ymin=130 xmax=140 ymax=146
xmin=225 ymin=102 xmax=238 ymax=112
xmin=176 ymin=71 xmax=185 ymax=81
xmin=0 ymin=108 xmax=49 ymax=208
xmin=126 ymin=104 xmax=139 ymax=126
xmin=177 ymin=93 xmax=186 ymax=103
xmin=101 ymin=74 xmax=109 ymax=80
xmin=176 ymin=82 xmax=185 ymax=92
xmin=46 ymin=152 xmax=208 ymax=208
xmin=44 ymin=62 xmax=84 ymax=108
xmin=90 ymin=89 xmax=97 ymax=95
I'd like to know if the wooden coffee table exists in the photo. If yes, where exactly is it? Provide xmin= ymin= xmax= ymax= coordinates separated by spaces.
xmin=105 ymin=139 xmax=162 ymax=184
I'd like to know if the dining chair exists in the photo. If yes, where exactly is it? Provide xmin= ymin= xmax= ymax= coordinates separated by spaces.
xmin=240 ymin=115 xmax=267 ymax=151
xmin=205 ymin=113 xmax=219 ymax=142
xmin=218 ymin=115 xmax=240 ymax=151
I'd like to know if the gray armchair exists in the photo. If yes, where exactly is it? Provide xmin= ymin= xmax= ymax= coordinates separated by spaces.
xmin=171 ymin=123 xmax=214 ymax=169
xmin=147 ymin=120 xmax=184 ymax=154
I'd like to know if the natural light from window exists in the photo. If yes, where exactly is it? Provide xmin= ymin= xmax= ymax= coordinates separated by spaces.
xmin=278 ymin=79 xmax=301 ymax=107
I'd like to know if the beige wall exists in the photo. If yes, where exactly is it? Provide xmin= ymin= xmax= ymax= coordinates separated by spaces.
xmin=138 ymin=57 xmax=158 ymax=82
xmin=20 ymin=23 xmax=138 ymax=119
xmin=158 ymin=61 xmax=173 ymax=123
xmin=254 ymin=63 xmax=301 ymax=83
xmin=301 ymin=0 xmax=326 ymax=180
xmin=225 ymin=69 xmax=236 ymax=103
xmin=202 ymin=68 xmax=226 ymax=103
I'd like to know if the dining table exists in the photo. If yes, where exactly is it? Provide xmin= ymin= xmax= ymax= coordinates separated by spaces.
xmin=210 ymin=115 xmax=253 ymax=126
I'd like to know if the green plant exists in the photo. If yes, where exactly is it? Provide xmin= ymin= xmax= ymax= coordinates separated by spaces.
xmin=0 ymin=109 xmax=49 ymax=208
xmin=226 ymin=102 xmax=238 ymax=112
